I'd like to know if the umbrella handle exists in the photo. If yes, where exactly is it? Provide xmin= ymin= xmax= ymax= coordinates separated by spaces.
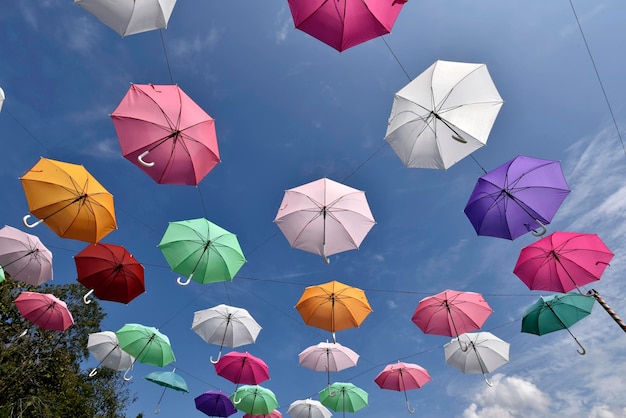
xmin=232 ymin=396 xmax=242 ymax=405
xmin=483 ymin=373 xmax=493 ymax=387
xmin=406 ymin=399 xmax=415 ymax=414
xmin=177 ymin=274 xmax=192 ymax=286
xmin=138 ymin=151 xmax=155 ymax=167
xmin=83 ymin=289 xmax=95 ymax=304
xmin=210 ymin=349 xmax=222 ymax=364
xmin=530 ymin=219 xmax=547 ymax=237
xmin=88 ymin=368 xmax=98 ymax=377
xmin=18 ymin=329 xmax=28 ymax=338
xmin=123 ymin=368 xmax=133 ymax=381
xmin=451 ymin=134 xmax=467 ymax=143
xmin=323 ymin=255 xmax=330 ymax=264
xmin=22 ymin=215 xmax=43 ymax=228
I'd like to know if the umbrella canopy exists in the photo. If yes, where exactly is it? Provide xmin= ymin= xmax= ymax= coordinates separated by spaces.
xmin=111 ymin=83 xmax=220 ymax=185
xmin=74 ymin=0 xmax=177 ymax=37
xmin=244 ymin=411 xmax=282 ymax=418
xmin=14 ymin=291 xmax=74 ymax=331
xmin=230 ymin=385 xmax=278 ymax=415
xmin=192 ymin=304 xmax=262 ymax=363
xmin=145 ymin=369 xmax=189 ymax=414
xmin=385 ymin=60 xmax=503 ymax=170
xmin=374 ymin=361 xmax=431 ymax=413
xmin=464 ymin=155 xmax=571 ymax=240
xmin=214 ymin=351 xmax=270 ymax=386
xmin=195 ymin=391 xmax=237 ymax=417
xmin=320 ymin=382 xmax=368 ymax=414
xmin=20 ymin=157 xmax=117 ymax=243
xmin=274 ymin=177 xmax=375 ymax=263
xmin=87 ymin=331 xmax=134 ymax=377
xmin=75 ymin=243 xmax=145 ymax=304
xmin=513 ymin=232 xmax=614 ymax=293
xmin=411 ymin=289 xmax=493 ymax=337
xmin=0 ymin=225 xmax=53 ymax=286
xmin=295 ymin=280 xmax=372 ymax=341
xmin=522 ymin=292 xmax=595 ymax=354
xmin=299 ymin=340 xmax=359 ymax=395
xmin=444 ymin=331 xmax=510 ymax=386
xmin=115 ymin=323 xmax=175 ymax=375
xmin=287 ymin=0 xmax=406 ymax=52
xmin=287 ymin=399 xmax=332 ymax=418
xmin=158 ymin=218 xmax=246 ymax=286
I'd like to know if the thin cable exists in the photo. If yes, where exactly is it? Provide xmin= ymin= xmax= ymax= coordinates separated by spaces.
xmin=160 ymin=29 xmax=175 ymax=85
xmin=341 ymin=142 xmax=389 ymax=182
xmin=381 ymin=36 xmax=412 ymax=81
xmin=5 ymin=109 xmax=57 ymax=159
xmin=569 ymin=0 xmax=625 ymax=155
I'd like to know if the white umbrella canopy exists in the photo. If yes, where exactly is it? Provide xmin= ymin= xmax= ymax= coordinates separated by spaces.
xmin=87 ymin=331 xmax=135 ymax=377
xmin=287 ymin=398 xmax=332 ymax=418
xmin=0 ymin=225 xmax=53 ymax=287
xmin=74 ymin=0 xmax=177 ymax=37
xmin=191 ymin=304 xmax=262 ymax=363
xmin=385 ymin=60 xmax=504 ymax=170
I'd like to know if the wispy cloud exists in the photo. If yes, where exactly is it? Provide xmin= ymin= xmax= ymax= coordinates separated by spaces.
xmin=274 ymin=4 xmax=292 ymax=44
xmin=169 ymin=30 xmax=220 ymax=57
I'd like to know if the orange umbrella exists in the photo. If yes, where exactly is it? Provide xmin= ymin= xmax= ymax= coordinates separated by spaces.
xmin=295 ymin=280 xmax=372 ymax=342
xmin=20 ymin=158 xmax=117 ymax=243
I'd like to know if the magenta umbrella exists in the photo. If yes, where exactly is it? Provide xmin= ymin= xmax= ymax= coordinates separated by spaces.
xmin=243 ymin=412 xmax=282 ymax=418
xmin=274 ymin=177 xmax=376 ymax=263
xmin=287 ymin=0 xmax=407 ymax=52
xmin=214 ymin=351 xmax=270 ymax=388
xmin=111 ymin=83 xmax=220 ymax=185
xmin=14 ymin=291 xmax=74 ymax=333
xmin=0 ymin=225 xmax=53 ymax=286
xmin=299 ymin=341 xmax=359 ymax=394
xmin=374 ymin=361 xmax=431 ymax=413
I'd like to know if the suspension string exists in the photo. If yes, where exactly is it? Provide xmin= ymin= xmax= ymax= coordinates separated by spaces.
xmin=160 ymin=29 xmax=175 ymax=85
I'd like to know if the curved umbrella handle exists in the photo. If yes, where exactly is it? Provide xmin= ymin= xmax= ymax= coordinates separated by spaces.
xmin=483 ymin=373 xmax=493 ymax=387
xmin=531 ymin=219 xmax=547 ymax=237
xmin=83 ymin=289 xmax=95 ymax=304
xmin=138 ymin=151 xmax=155 ymax=167
xmin=177 ymin=275 xmax=192 ymax=286
xmin=451 ymin=134 xmax=467 ymax=143
xmin=209 ymin=349 xmax=222 ymax=364
xmin=123 ymin=368 xmax=133 ymax=381
xmin=406 ymin=399 xmax=415 ymax=414
xmin=233 ymin=396 xmax=242 ymax=405
xmin=154 ymin=408 xmax=160 ymax=415
xmin=88 ymin=368 xmax=98 ymax=377
xmin=22 ymin=215 xmax=43 ymax=228
xmin=18 ymin=329 xmax=28 ymax=338
xmin=323 ymin=255 xmax=330 ymax=264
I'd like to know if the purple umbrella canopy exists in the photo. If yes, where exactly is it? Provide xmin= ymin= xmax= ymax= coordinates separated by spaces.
xmin=464 ymin=155 xmax=570 ymax=240
xmin=195 ymin=391 xmax=237 ymax=417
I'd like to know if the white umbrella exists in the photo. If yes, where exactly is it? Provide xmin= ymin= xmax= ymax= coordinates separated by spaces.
xmin=87 ymin=331 xmax=134 ymax=377
xmin=299 ymin=341 xmax=359 ymax=394
xmin=385 ymin=60 xmax=504 ymax=170
xmin=74 ymin=0 xmax=177 ymax=37
xmin=444 ymin=331 xmax=509 ymax=386
xmin=0 ymin=87 xmax=5 ymax=112
xmin=288 ymin=398 xmax=332 ymax=418
xmin=191 ymin=304 xmax=262 ymax=363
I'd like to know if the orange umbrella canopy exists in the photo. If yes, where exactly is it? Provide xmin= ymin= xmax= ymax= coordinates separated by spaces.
xmin=295 ymin=280 xmax=372 ymax=337
xmin=20 ymin=158 xmax=117 ymax=243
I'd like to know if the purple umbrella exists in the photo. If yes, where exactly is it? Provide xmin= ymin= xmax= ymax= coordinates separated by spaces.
xmin=195 ymin=391 xmax=237 ymax=417
xmin=464 ymin=155 xmax=570 ymax=240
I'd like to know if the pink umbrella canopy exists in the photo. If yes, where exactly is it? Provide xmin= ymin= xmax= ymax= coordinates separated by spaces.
xmin=411 ymin=289 xmax=493 ymax=337
xmin=274 ymin=177 xmax=376 ymax=263
xmin=243 ymin=412 xmax=282 ymax=418
xmin=287 ymin=0 xmax=407 ymax=52
xmin=111 ymin=83 xmax=220 ymax=185
xmin=299 ymin=341 xmax=359 ymax=394
xmin=14 ymin=291 xmax=74 ymax=331
xmin=0 ymin=225 xmax=53 ymax=286
xmin=214 ymin=351 xmax=270 ymax=386
xmin=513 ymin=232 xmax=614 ymax=293
xmin=374 ymin=361 xmax=431 ymax=413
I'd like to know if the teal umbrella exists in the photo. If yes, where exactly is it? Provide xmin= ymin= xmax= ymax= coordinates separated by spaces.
xmin=320 ymin=382 xmax=368 ymax=417
xmin=158 ymin=218 xmax=246 ymax=286
xmin=230 ymin=385 xmax=278 ymax=415
xmin=522 ymin=292 xmax=595 ymax=355
xmin=145 ymin=369 xmax=189 ymax=414
xmin=116 ymin=323 xmax=176 ymax=379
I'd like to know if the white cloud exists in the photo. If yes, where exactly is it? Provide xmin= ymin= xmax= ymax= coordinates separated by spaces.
xmin=170 ymin=30 xmax=220 ymax=57
xmin=81 ymin=138 xmax=121 ymax=159
xmin=387 ymin=300 xmax=398 ymax=309
xmin=274 ymin=4 xmax=292 ymax=43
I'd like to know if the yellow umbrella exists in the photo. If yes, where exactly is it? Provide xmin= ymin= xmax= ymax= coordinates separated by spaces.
xmin=295 ymin=280 xmax=372 ymax=342
xmin=20 ymin=158 xmax=117 ymax=243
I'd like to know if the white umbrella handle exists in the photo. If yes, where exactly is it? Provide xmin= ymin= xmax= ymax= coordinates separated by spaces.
xmin=88 ymin=368 xmax=98 ymax=377
xmin=138 ymin=151 xmax=155 ymax=167
xmin=177 ymin=273 xmax=192 ymax=286
xmin=18 ymin=329 xmax=28 ymax=338
xmin=483 ymin=373 xmax=493 ymax=387
xmin=531 ymin=219 xmax=547 ymax=236
xmin=123 ymin=368 xmax=133 ymax=381
xmin=209 ymin=349 xmax=222 ymax=364
xmin=83 ymin=289 xmax=95 ymax=304
xmin=22 ymin=215 xmax=43 ymax=228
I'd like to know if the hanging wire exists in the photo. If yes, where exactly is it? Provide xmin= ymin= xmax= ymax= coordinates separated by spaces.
xmin=160 ymin=29 xmax=175 ymax=85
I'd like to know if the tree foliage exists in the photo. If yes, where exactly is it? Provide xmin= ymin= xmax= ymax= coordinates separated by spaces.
xmin=0 ymin=279 xmax=135 ymax=417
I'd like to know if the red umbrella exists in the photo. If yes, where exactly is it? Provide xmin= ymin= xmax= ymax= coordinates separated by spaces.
xmin=75 ymin=243 xmax=145 ymax=304
xmin=214 ymin=351 xmax=270 ymax=387
xmin=374 ymin=362 xmax=431 ymax=413
xmin=14 ymin=291 xmax=74 ymax=332
xmin=287 ymin=0 xmax=407 ymax=52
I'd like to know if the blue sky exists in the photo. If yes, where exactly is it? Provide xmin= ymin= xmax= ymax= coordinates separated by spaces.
xmin=2 ymin=1 xmax=626 ymax=417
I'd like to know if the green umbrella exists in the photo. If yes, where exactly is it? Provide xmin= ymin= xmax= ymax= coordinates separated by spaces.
xmin=230 ymin=385 xmax=278 ymax=415
xmin=116 ymin=323 xmax=176 ymax=379
xmin=522 ymin=292 xmax=595 ymax=355
xmin=320 ymin=382 xmax=368 ymax=417
xmin=158 ymin=218 xmax=246 ymax=286
xmin=144 ymin=369 xmax=189 ymax=414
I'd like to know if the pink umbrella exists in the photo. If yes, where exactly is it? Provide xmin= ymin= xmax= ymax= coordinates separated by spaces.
xmin=287 ymin=0 xmax=407 ymax=52
xmin=374 ymin=361 xmax=431 ymax=413
xmin=14 ymin=291 xmax=74 ymax=332
xmin=513 ymin=232 xmax=614 ymax=293
xmin=111 ymin=83 xmax=220 ymax=185
xmin=299 ymin=341 xmax=359 ymax=394
xmin=0 ymin=225 xmax=53 ymax=286
xmin=274 ymin=177 xmax=376 ymax=263
xmin=214 ymin=351 xmax=270 ymax=388
xmin=411 ymin=289 xmax=493 ymax=337
xmin=243 ymin=412 xmax=282 ymax=418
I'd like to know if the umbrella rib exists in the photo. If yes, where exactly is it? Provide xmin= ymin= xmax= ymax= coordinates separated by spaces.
xmin=434 ymin=64 xmax=490 ymax=112
xmin=135 ymin=86 xmax=177 ymax=131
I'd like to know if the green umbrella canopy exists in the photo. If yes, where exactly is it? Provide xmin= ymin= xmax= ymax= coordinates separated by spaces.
xmin=116 ymin=323 xmax=176 ymax=368
xmin=158 ymin=218 xmax=246 ymax=286
xmin=144 ymin=370 xmax=189 ymax=392
xmin=230 ymin=385 xmax=278 ymax=415
xmin=320 ymin=382 xmax=368 ymax=413
xmin=522 ymin=292 xmax=595 ymax=354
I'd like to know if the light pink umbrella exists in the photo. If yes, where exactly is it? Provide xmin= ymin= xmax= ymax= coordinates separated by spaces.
xmin=274 ymin=177 xmax=375 ymax=263
xmin=111 ymin=83 xmax=220 ymax=185
xmin=374 ymin=362 xmax=431 ymax=413
xmin=287 ymin=0 xmax=407 ymax=52
xmin=14 ymin=291 xmax=74 ymax=332
xmin=0 ymin=225 xmax=53 ymax=286
xmin=299 ymin=341 xmax=359 ymax=394
xmin=243 ymin=411 xmax=282 ymax=418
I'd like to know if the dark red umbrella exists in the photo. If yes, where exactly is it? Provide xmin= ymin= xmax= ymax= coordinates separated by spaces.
xmin=75 ymin=243 xmax=145 ymax=304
